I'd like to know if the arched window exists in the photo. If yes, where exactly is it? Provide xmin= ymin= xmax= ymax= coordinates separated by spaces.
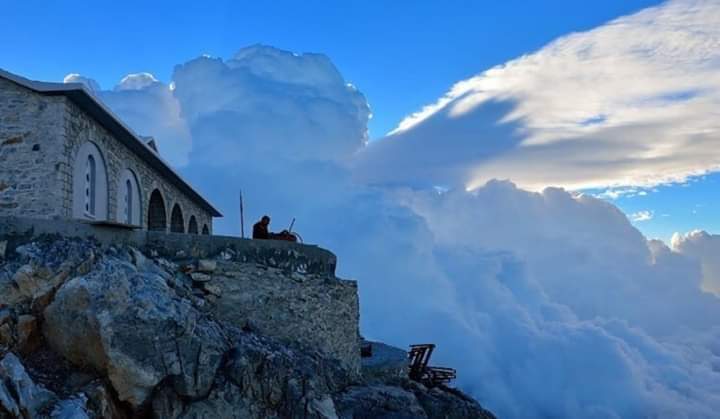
xmin=85 ymin=155 xmax=96 ymax=216
xmin=202 ymin=224 xmax=210 ymax=235
xmin=147 ymin=189 xmax=167 ymax=231
xmin=117 ymin=169 xmax=141 ymax=225
xmin=73 ymin=142 xmax=108 ymax=221
xmin=170 ymin=204 xmax=185 ymax=233
xmin=188 ymin=216 xmax=198 ymax=234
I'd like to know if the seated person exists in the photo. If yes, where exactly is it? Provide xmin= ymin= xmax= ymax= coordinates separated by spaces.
xmin=253 ymin=215 xmax=271 ymax=239
xmin=252 ymin=215 xmax=298 ymax=242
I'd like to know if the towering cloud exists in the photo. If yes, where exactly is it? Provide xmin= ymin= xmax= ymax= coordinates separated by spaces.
xmin=172 ymin=46 xmax=370 ymax=168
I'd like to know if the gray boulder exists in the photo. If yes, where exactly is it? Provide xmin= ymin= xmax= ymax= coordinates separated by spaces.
xmin=0 ymin=352 xmax=57 ymax=418
xmin=196 ymin=259 xmax=217 ymax=273
xmin=43 ymin=257 xmax=229 ymax=408
xmin=190 ymin=272 xmax=211 ymax=283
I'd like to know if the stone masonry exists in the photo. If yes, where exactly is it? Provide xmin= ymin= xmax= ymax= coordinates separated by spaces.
xmin=0 ymin=78 xmax=66 ymax=218
xmin=0 ymin=72 xmax=219 ymax=233
xmin=209 ymin=261 xmax=361 ymax=373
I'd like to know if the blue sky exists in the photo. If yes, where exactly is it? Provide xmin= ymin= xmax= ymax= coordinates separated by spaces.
xmin=2 ymin=0 xmax=716 ymax=241
xmin=2 ymin=0 xmax=662 ymax=138
xmin=596 ymin=173 xmax=720 ymax=242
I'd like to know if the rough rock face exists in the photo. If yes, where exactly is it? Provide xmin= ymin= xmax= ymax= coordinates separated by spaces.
xmin=43 ymin=256 xmax=229 ymax=407
xmin=209 ymin=261 xmax=360 ymax=373
xmin=0 ymin=235 xmax=496 ymax=419
xmin=153 ymin=333 xmax=352 ymax=419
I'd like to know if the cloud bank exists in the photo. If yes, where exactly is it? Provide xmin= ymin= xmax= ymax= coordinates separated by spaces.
xmin=63 ymin=7 xmax=720 ymax=416
xmin=354 ymin=0 xmax=720 ymax=192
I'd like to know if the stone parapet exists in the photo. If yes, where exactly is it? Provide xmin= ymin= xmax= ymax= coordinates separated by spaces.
xmin=0 ymin=216 xmax=336 ymax=277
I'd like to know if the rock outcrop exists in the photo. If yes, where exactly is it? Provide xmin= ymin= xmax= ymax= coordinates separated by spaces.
xmin=0 ymin=234 xmax=496 ymax=419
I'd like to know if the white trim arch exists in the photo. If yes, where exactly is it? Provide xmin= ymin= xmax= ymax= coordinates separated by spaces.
xmin=72 ymin=142 xmax=108 ymax=221
xmin=116 ymin=169 xmax=142 ymax=226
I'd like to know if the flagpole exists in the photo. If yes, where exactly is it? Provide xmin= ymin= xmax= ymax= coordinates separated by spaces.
xmin=240 ymin=190 xmax=245 ymax=239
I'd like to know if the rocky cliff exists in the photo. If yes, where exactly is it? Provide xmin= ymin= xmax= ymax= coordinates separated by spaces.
xmin=0 ymin=233 xmax=496 ymax=419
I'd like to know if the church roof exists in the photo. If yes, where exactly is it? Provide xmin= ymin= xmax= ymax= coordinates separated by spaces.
xmin=0 ymin=68 xmax=222 ymax=218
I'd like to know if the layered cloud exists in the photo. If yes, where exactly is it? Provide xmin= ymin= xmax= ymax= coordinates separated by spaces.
xmin=355 ymin=0 xmax=720 ymax=191
xmin=62 ymin=22 xmax=720 ymax=419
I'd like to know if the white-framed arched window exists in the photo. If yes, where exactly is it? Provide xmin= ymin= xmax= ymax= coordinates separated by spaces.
xmin=73 ymin=142 xmax=108 ymax=221
xmin=117 ymin=169 xmax=141 ymax=225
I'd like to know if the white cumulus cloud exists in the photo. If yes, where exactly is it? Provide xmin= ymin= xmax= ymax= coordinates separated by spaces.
xmin=115 ymin=72 xmax=159 ymax=91
xmin=171 ymin=45 xmax=370 ymax=168
xmin=630 ymin=210 xmax=654 ymax=222
xmin=355 ymin=0 xmax=720 ymax=192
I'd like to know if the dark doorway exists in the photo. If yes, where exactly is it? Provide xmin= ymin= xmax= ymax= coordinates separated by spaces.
xmin=147 ymin=189 xmax=166 ymax=232
xmin=170 ymin=204 xmax=185 ymax=233
xmin=188 ymin=216 xmax=198 ymax=234
xmin=202 ymin=224 xmax=210 ymax=235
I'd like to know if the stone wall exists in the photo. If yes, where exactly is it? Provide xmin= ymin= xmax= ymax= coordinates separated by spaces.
xmin=0 ymin=78 xmax=66 ymax=218
xmin=208 ymin=261 xmax=360 ymax=373
xmin=61 ymin=99 xmax=213 ymax=233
